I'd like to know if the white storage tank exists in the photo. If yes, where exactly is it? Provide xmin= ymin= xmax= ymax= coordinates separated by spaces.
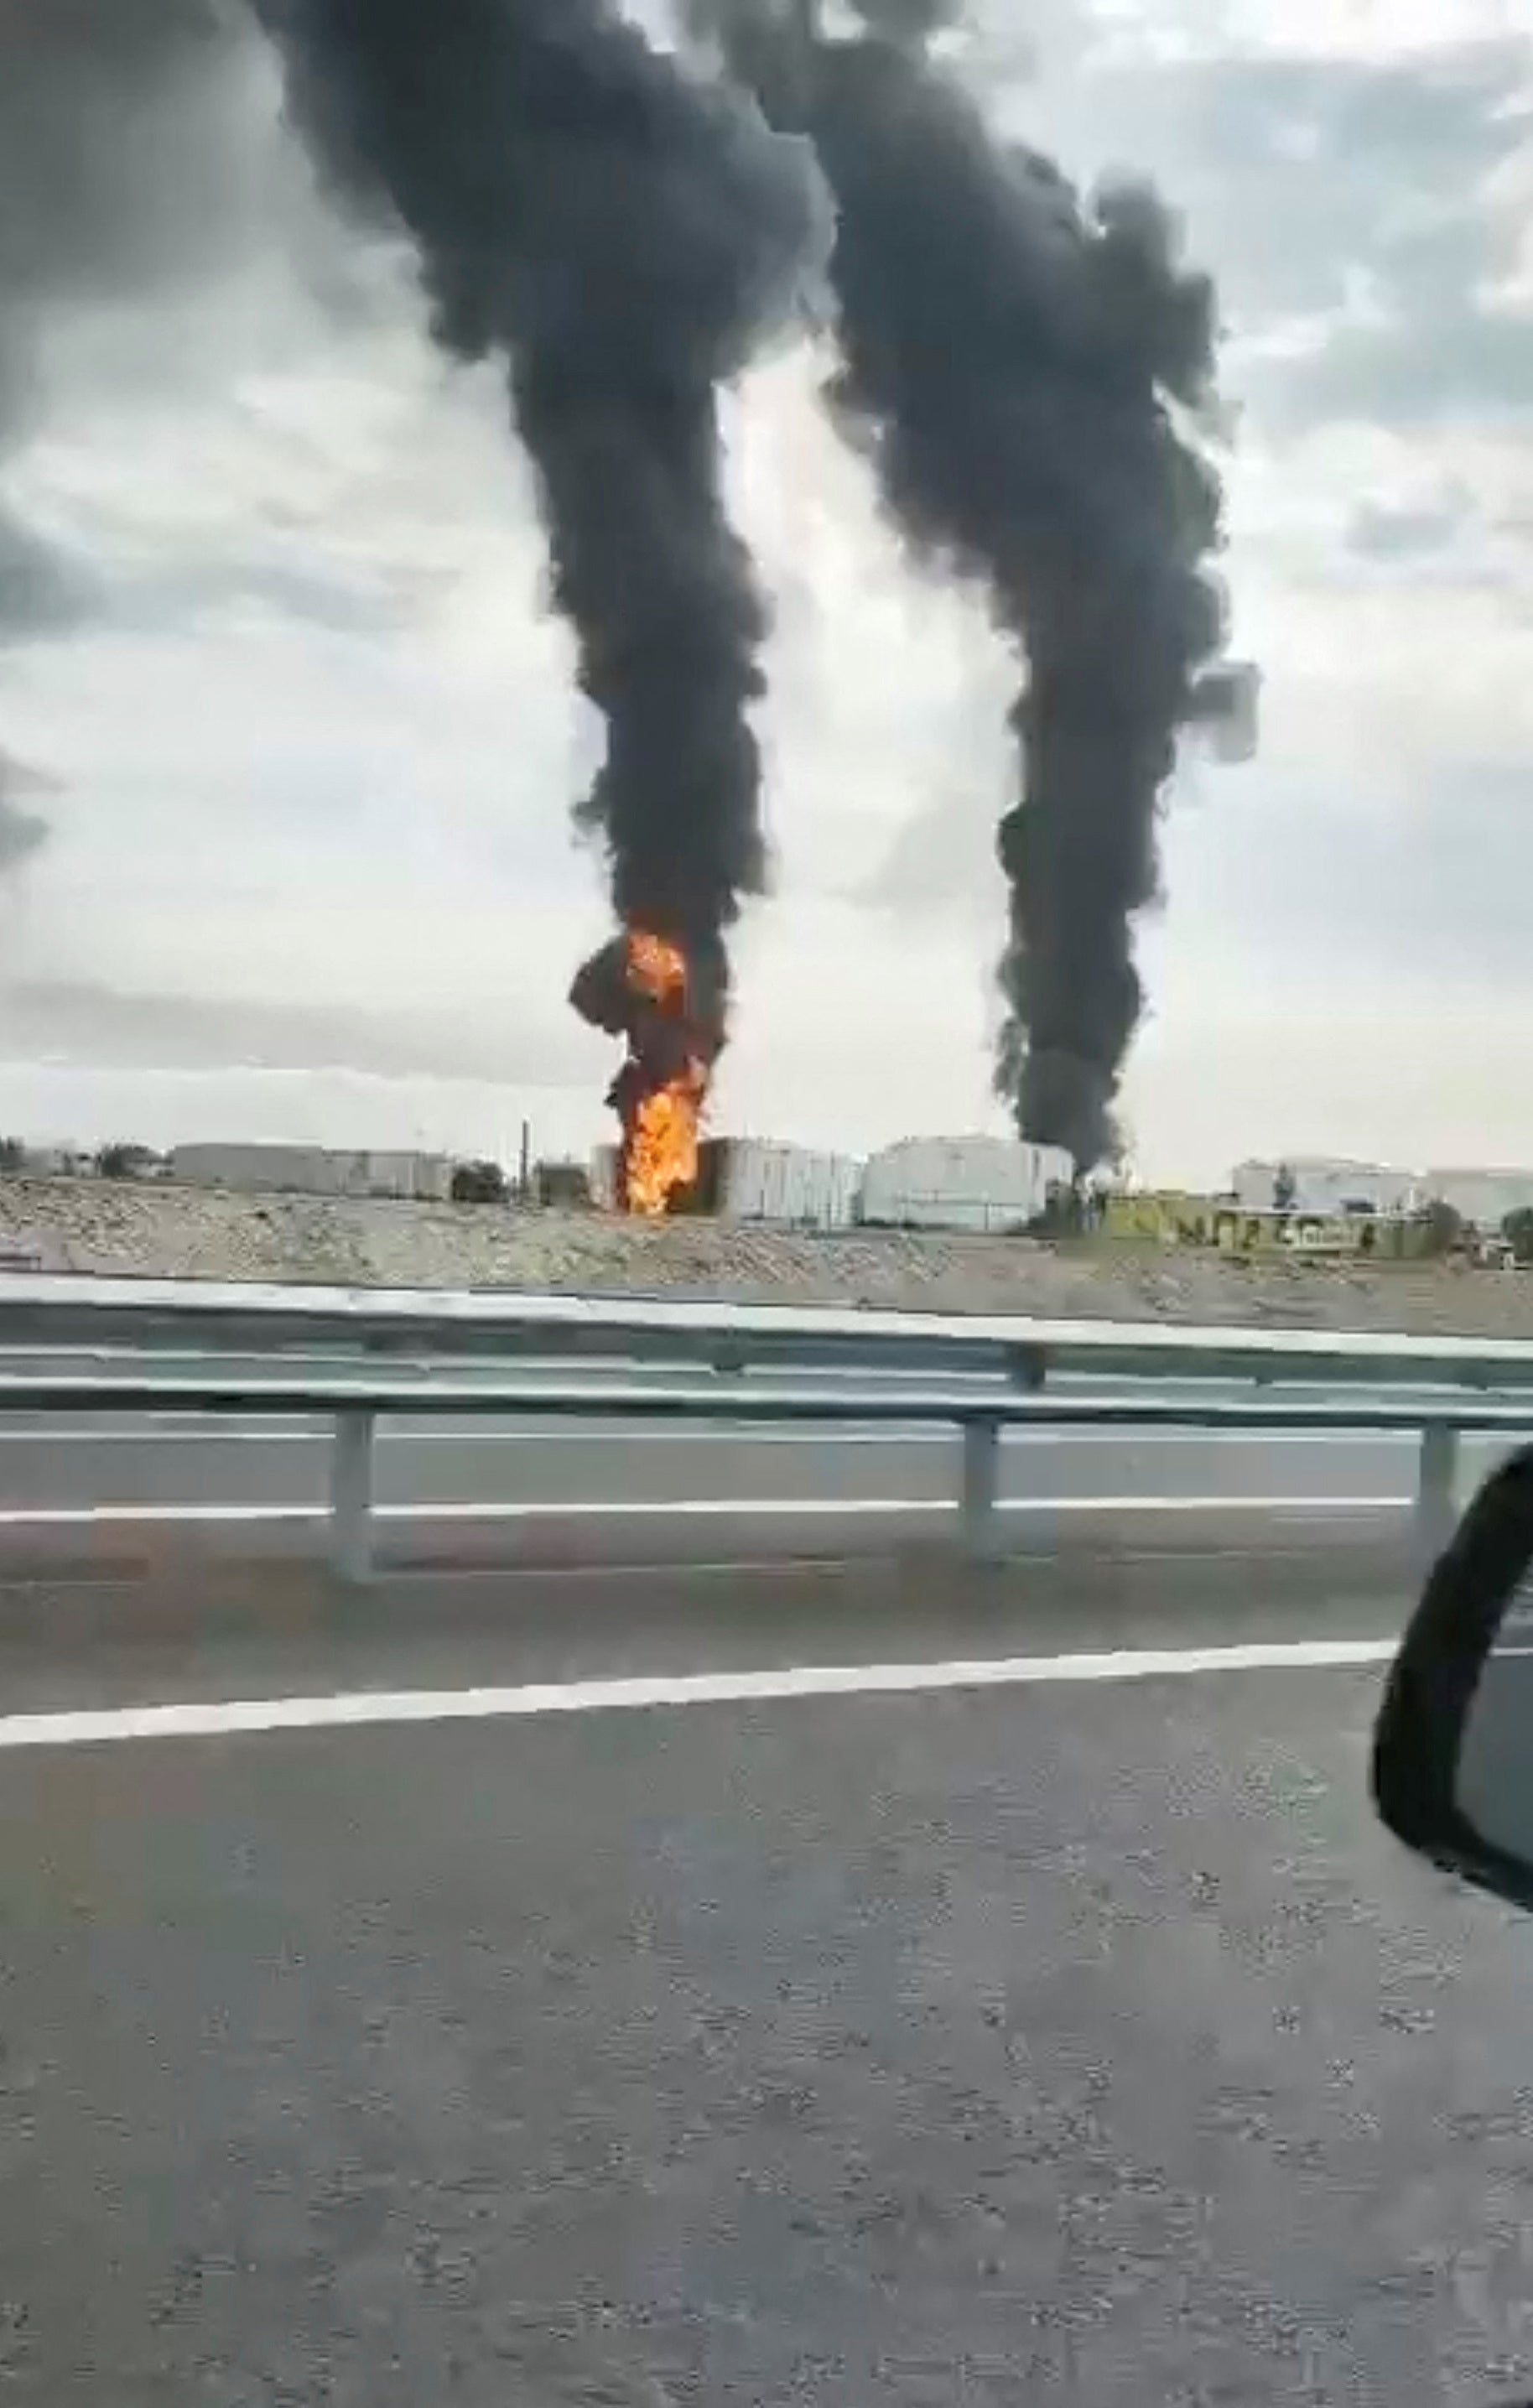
xmin=714 ymin=1139 xmax=860 ymax=1230
xmin=1231 ymin=1157 xmax=1419 ymax=1217
xmin=590 ymin=1145 xmax=621 ymax=1211
xmin=859 ymin=1135 xmax=1070 ymax=1233
xmin=168 ymin=1142 xmax=335 ymax=1194
xmin=360 ymin=1150 xmax=453 ymax=1204
xmin=166 ymin=1142 xmax=451 ymax=1201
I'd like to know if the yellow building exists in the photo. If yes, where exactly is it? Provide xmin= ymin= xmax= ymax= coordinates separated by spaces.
xmin=1102 ymin=1191 xmax=1431 ymax=1261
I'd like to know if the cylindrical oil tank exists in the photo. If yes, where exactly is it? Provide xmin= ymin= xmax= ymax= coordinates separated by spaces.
xmin=858 ymin=1135 xmax=1071 ymax=1232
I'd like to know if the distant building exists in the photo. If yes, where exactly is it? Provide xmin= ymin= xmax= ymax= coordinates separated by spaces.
xmin=1423 ymin=1170 xmax=1533 ymax=1234
xmin=533 ymin=1159 xmax=592 ymax=1209
xmin=1231 ymin=1158 xmax=1421 ymax=1218
xmin=22 ymin=1144 xmax=95 ymax=1179
xmin=1234 ymin=1157 xmax=1533 ymax=1236
xmin=860 ymin=1136 xmax=1072 ymax=1233
xmin=166 ymin=1143 xmax=452 ymax=1204
xmin=1107 ymin=1190 xmax=1432 ymax=1261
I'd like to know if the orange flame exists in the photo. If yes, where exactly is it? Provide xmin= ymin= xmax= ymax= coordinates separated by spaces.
xmin=625 ymin=1055 xmax=708 ymax=1217
xmin=621 ymin=929 xmax=708 ymax=1218
xmin=626 ymin=928 xmax=688 ymax=1006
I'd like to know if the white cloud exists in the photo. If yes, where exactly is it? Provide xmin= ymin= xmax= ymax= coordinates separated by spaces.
xmin=727 ymin=346 xmax=1016 ymax=911
xmin=1081 ymin=0 xmax=1528 ymax=67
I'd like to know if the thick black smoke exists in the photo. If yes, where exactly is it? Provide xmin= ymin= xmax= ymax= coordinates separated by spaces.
xmin=695 ymin=1 xmax=1230 ymax=1168
xmin=255 ymin=0 xmax=816 ymax=1041
xmin=0 ymin=0 xmax=253 ymax=536
xmin=0 ymin=0 xmax=266 ymax=866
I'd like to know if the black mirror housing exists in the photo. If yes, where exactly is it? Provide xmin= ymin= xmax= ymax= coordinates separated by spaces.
xmin=1374 ymin=1444 xmax=1533 ymax=1913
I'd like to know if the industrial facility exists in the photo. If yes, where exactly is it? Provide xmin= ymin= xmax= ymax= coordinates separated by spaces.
xmin=1422 ymin=1169 xmax=1533 ymax=1231
xmin=589 ymin=1133 xmax=1073 ymax=1233
xmin=858 ymin=1136 xmax=1073 ymax=1233
xmin=1107 ymin=1190 xmax=1437 ymax=1261
xmin=164 ymin=1144 xmax=453 ymax=1204
xmin=13 ymin=1126 xmax=1533 ymax=1251
xmin=1232 ymin=1158 xmax=1533 ymax=1237
xmin=1231 ymin=1158 xmax=1422 ymax=1219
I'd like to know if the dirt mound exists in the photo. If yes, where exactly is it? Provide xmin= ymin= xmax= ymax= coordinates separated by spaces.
xmin=0 ymin=1175 xmax=1524 ymax=1338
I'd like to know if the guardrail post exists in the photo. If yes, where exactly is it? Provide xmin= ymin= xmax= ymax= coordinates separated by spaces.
xmin=1416 ymin=1423 xmax=1459 ymax=1565
xmin=330 ymin=1407 xmax=377 ymax=1585
xmin=961 ymin=1414 xmax=1001 ymax=1563
xmin=1006 ymin=1345 xmax=1047 ymax=1392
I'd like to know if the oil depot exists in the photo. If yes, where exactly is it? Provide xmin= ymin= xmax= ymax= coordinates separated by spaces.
xmin=591 ymin=1133 xmax=1073 ymax=1234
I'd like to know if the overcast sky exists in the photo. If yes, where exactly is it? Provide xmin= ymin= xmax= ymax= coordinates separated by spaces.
xmin=0 ymin=0 xmax=1530 ymax=1185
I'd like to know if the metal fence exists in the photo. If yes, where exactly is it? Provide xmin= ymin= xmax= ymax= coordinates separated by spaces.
xmin=3 ymin=1275 xmax=1533 ymax=1579
xmin=7 ymin=1271 xmax=1533 ymax=1388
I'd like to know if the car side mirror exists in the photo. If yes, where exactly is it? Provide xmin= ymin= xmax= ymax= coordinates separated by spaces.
xmin=1373 ymin=1443 xmax=1533 ymax=1912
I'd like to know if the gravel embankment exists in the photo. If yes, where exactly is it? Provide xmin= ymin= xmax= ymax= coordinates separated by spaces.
xmin=0 ymin=1174 xmax=1527 ymax=1336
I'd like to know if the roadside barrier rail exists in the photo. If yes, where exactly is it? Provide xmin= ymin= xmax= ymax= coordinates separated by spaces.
xmin=4 ymin=1272 xmax=1533 ymax=1393
xmin=2 ymin=1369 xmax=1529 ymax=1583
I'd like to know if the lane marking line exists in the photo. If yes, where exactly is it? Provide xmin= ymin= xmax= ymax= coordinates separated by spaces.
xmin=0 ymin=1428 xmax=327 ymax=1444
xmin=0 ymin=1425 xmax=1432 ymax=1448
xmin=0 ymin=1546 xmax=1390 ymax=1591
xmin=0 ymin=1494 xmax=1413 ymax=1528
xmin=0 ymin=1636 xmax=1399 ymax=1752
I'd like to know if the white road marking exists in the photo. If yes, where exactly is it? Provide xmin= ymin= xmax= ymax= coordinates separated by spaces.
xmin=0 ymin=1636 xmax=1398 ymax=1752
xmin=0 ymin=1492 xmax=1412 ymax=1527
xmin=0 ymin=1416 xmax=325 ymax=1435
xmin=0 ymin=1424 xmax=1458 ymax=1448
xmin=457 ymin=1427 xmax=1426 ymax=1449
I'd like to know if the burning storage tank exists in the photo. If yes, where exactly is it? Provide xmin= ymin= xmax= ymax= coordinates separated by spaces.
xmin=591 ymin=1135 xmax=860 ymax=1228
xmin=571 ymin=930 xmax=720 ymax=1218
xmin=859 ymin=1135 xmax=1072 ymax=1233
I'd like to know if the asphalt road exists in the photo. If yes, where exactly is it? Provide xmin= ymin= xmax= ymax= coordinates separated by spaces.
xmin=3 ymin=1391 xmax=1531 ymax=2400
xmin=3 ymin=1545 xmax=1533 ymax=2406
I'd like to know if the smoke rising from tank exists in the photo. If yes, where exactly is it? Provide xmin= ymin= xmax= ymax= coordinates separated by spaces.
xmin=692 ymin=0 xmax=1234 ymax=1169
xmin=254 ymin=0 xmax=818 ymax=1068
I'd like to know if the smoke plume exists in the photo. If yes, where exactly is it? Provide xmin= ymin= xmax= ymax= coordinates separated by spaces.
xmin=254 ymin=0 xmax=818 ymax=1051
xmin=0 ymin=0 xmax=265 ymax=862
xmin=694 ymin=0 xmax=1232 ymax=1168
xmin=0 ymin=752 xmax=51 ymax=874
xmin=0 ymin=0 xmax=251 ymax=577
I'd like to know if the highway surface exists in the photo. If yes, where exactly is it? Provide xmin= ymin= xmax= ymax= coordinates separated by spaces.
xmin=3 ymin=1542 xmax=1533 ymax=2405
xmin=4 ymin=1381 xmax=1533 ymax=2400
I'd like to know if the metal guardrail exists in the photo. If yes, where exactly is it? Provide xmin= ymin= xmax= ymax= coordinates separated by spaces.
xmin=3 ymin=1369 xmax=1530 ymax=1582
xmin=7 ymin=1271 xmax=1533 ymax=1391
xmin=3 ymin=1277 xmax=1532 ymax=1578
